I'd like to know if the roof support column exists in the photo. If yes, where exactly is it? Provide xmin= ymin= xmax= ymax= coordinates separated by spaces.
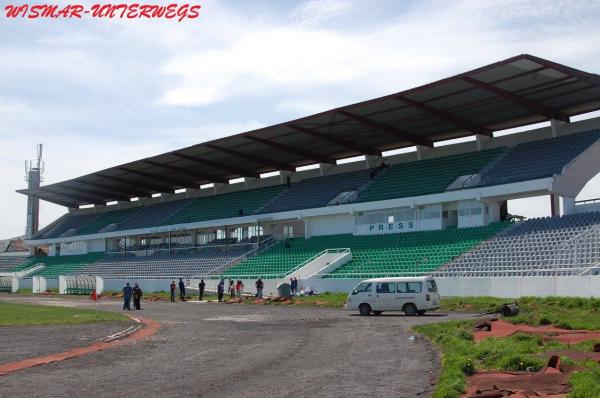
xmin=551 ymin=119 xmax=567 ymax=138
xmin=280 ymin=171 xmax=292 ymax=187
xmin=213 ymin=183 xmax=227 ymax=195
xmin=243 ymin=177 xmax=259 ymax=190
xmin=319 ymin=163 xmax=334 ymax=176
xmin=364 ymin=155 xmax=383 ymax=169
xmin=416 ymin=145 xmax=432 ymax=161
xmin=550 ymin=193 xmax=561 ymax=217
xmin=562 ymin=196 xmax=576 ymax=215
xmin=476 ymin=134 xmax=492 ymax=151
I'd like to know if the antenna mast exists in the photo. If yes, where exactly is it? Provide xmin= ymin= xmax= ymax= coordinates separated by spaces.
xmin=25 ymin=144 xmax=44 ymax=239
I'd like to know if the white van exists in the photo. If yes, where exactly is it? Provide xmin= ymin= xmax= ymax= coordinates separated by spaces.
xmin=345 ymin=276 xmax=440 ymax=316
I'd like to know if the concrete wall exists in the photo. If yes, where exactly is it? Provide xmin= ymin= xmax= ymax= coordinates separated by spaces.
xmin=85 ymin=276 xmax=600 ymax=298
xmin=436 ymin=276 xmax=600 ymax=298
xmin=305 ymin=213 xmax=354 ymax=238
xmin=88 ymin=238 xmax=106 ymax=253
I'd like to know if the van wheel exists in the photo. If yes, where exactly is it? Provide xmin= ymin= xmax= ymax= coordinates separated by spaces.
xmin=404 ymin=303 xmax=418 ymax=316
xmin=359 ymin=304 xmax=372 ymax=316
xmin=417 ymin=310 xmax=426 ymax=316
xmin=373 ymin=311 xmax=382 ymax=316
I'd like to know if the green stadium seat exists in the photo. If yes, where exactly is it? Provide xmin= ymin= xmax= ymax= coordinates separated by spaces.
xmin=219 ymin=223 xmax=509 ymax=279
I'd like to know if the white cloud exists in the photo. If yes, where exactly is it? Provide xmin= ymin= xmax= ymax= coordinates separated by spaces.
xmin=1 ymin=0 xmax=600 ymax=238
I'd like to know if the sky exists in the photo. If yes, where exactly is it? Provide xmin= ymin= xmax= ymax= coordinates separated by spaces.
xmin=1 ymin=0 xmax=600 ymax=238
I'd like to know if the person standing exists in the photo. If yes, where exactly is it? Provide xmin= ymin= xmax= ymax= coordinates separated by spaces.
xmin=255 ymin=278 xmax=264 ymax=299
xmin=236 ymin=280 xmax=243 ymax=298
xmin=217 ymin=280 xmax=225 ymax=302
xmin=294 ymin=277 xmax=298 ymax=295
xmin=178 ymin=278 xmax=186 ymax=301
xmin=132 ymin=283 xmax=143 ymax=310
xmin=122 ymin=283 xmax=133 ymax=310
xmin=199 ymin=279 xmax=206 ymax=301
xmin=229 ymin=280 xmax=236 ymax=300
xmin=170 ymin=280 xmax=176 ymax=302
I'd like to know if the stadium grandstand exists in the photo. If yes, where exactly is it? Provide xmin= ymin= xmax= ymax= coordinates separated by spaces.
xmin=9 ymin=54 xmax=600 ymax=297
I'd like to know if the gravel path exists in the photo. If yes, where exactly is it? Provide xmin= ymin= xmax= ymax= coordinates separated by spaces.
xmin=0 ymin=321 xmax=134 ymax=363
xmin=0 ymin=295 xmax=472 ymax=398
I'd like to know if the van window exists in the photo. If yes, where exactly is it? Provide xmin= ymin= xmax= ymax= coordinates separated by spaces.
xmin=376 ymin=283 xmax=396 ymax=294
xmin=352 ymin=282 xmax=371 ymax=294
xmin=427 ymin=280 xmax=438 ymax=293
xmin=397 ymin=282 xmax=422 ymax=293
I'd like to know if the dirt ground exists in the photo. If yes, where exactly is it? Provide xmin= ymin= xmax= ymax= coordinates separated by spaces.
xmin=0 ymin=295 xmax=474 ymax=398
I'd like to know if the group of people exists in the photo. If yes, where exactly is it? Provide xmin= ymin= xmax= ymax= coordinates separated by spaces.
xmin=122 ymin=282 xmax=143 ymax=310
xmin=216 ymin=279 xmax=248 ymax=302
xmin=170 ymin=278 xmax=186 ymax=302
xmin=123 ymin=276 xmax=270 ymax=307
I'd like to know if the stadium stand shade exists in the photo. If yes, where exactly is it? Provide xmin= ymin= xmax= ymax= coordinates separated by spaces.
xmin=13 ymin=55 xmax=600 ymax=296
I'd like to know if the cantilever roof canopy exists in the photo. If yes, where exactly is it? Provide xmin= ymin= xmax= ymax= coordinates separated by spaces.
xmin=18 ymin=54 xmax=600 ymax=208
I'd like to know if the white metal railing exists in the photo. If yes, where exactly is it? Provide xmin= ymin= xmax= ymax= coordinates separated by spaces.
xmin=576 ymin=198 xmax=600 ymax=205
xmin=323 ymin=270 xmax=427 ymax=278
xmin=0 ymin=264 xmax=46 ymax=278
xmin=284 ymin=248 xmax=349 ymax=278
xmin=549 ymin=225 xmax=600 ymax=274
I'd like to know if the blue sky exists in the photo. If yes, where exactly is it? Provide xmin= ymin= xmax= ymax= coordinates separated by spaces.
xmin=1 ymin=0 xmax=600 ymax=238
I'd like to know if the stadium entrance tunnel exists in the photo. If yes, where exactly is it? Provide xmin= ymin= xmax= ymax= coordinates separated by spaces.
xmin=59 ymin=275 xmax=103 ymax=295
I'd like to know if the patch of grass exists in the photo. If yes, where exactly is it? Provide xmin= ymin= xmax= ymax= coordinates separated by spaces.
xmin=441 ymin=296 xmax=600 ymax=330
xmin=418 ymin=296 xmax=600 ymax=398
xmin=569 ymin=361 xmax=600 ymax=398
xmin=288 ymin=292 xmax=348 ymax=308
xmin=0 ymin=302 xmax=128 ymax=326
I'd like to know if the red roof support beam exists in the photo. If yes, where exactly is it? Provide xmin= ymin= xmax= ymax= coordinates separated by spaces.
xmin=205 ymin=144 xmax=296 ymax=172
xmin=523 ymin=54 xmax=600 ymax=89
xmin=462 ymin=76 xmax=570 ymax=122
xmin=245 ymin=136 xmax=336 ymax=164
xmin=143 ymin=160 xmax=229 ymax=184
xmin=97 ymin=173 xmax=168 ymax=193
xmin=172 ymin=153 xmax=260 ymax=179
xmin=287 ymin=124 xmax=382 ymax=157
xmin=396 ymin=95 xmax=493 ymax=137
xmin=118 ymin=167 xmax=198 ymax=189
xmin=338 ymin=110 xmax=434 ymax=146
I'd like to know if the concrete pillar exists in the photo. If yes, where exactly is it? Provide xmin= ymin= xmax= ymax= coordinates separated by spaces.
xmin=551 ymin=119 xmax=566 ymax=138
xmin=213 ymin=183 xmax=227 ymax=195
xmin=364 ymin=155 xmax=383 ymax=169
xmin=476 ymin=134 xmax=491 ymax=151
xmin=416 ymin=145 xmax=432 ymax=161
xmin=280 ymin=171 xmax=292 ymax=186
xmin=562 ymin=196 xmax=576 ymax=215
xmin=319 ymin=163 xmax=334 ymax=176
xmin=243 ymin=177 xmax=259 ymax=190
xmin=550 ymin=194 xmax=561 ymax=217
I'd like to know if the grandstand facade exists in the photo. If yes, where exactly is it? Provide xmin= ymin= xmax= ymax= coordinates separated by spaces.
xmin=10 ymin=54 xmax=600 ymax=297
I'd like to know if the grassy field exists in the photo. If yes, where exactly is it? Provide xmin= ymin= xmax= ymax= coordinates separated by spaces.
xmin=414 ymin=296 xmax=600 ymax=398
xmin=0 ymin=302 xmax=128 ymax=327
